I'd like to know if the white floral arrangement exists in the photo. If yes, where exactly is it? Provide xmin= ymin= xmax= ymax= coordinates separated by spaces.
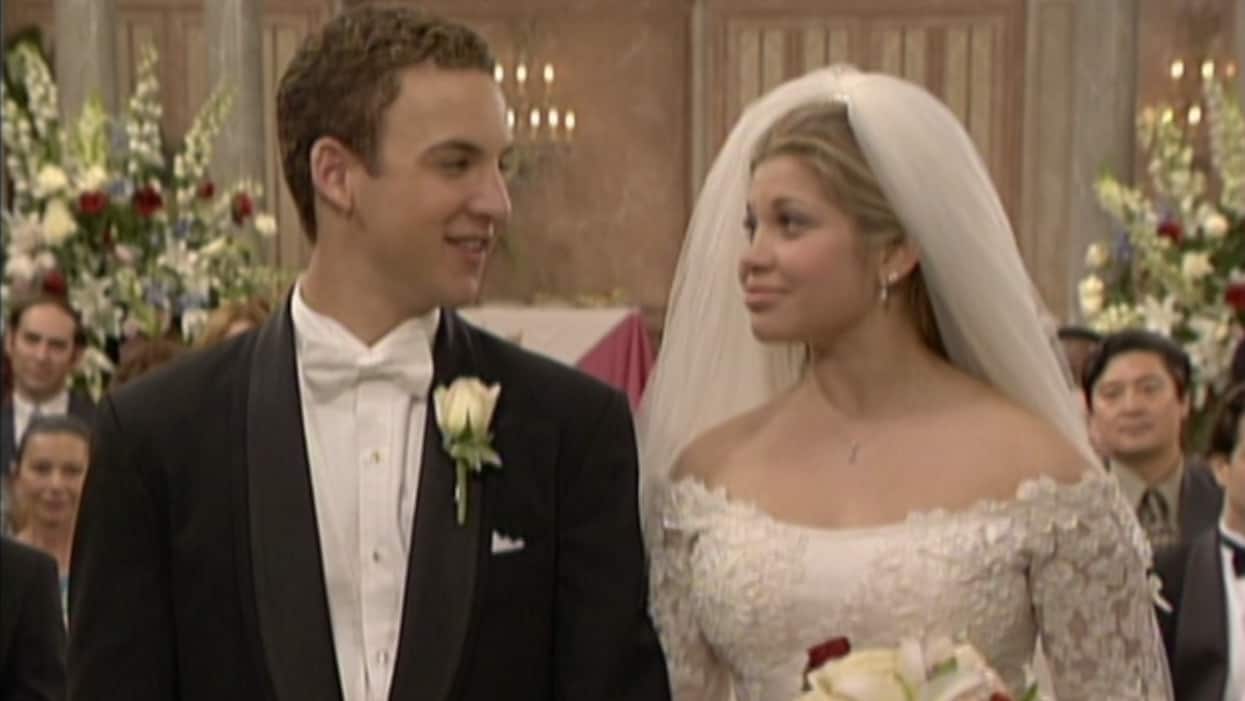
xmin=796 ymin=636 xmax=1037 ymax=701
xmin=1078 ymin=76 xmax=1245 ymax=412
xmin=1 ymin=41 xmax=284 ymax=396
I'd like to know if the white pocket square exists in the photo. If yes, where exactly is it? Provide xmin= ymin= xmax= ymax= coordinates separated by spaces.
xmin=490 ymin=531 xmax=526 ymax=555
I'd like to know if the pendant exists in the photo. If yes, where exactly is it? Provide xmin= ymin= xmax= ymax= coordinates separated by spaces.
xmin=847 ymin=441 xmax=861 ymax=464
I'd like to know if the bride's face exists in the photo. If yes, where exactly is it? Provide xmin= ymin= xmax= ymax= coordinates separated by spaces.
xmin=740 ymin=155 xmax=876 ymax=344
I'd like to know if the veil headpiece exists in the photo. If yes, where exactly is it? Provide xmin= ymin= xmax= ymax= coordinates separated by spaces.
xmin=637 ymin=66 xmax=1093 ymax=527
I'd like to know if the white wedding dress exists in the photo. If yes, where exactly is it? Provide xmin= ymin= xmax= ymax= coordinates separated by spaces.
xmin=648 ymin=471 xmax=1171 ymax=701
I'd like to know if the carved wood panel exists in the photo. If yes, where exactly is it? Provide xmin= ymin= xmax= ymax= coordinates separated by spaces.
xmin=703 ymin=0 xmax=1025 ymax=218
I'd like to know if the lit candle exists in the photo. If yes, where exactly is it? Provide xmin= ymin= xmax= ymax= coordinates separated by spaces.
xmin=1170 ymin=59 xmax=1185 ymax=80
xmin=543 ymin=63 xmax=555 ymax=85
xmin=493 ymin=65 xmax=505 ymax=84
xmin=548 ymin=108 xmax=560 ymax=128
xmin=506 ymin=108 xmax=516 ymax=130
xmin=1188 ymin=104 xmax=1203 ymax=125
xmin=1201 ymin=59 xmax=1215 ymax=80
xmin=565 ymin=110 xmax=576 ymax=134
xmin=516 ymin=63 xmax=528 ymax=85
xmin=529 ymin=108 xmax=542 ymax=129
xmin=1160 ymin=107 xmax=1175 ymax=124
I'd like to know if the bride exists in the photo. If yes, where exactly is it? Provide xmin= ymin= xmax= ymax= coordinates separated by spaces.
xmin=639 ymin=66 xmax=1170 ymax=700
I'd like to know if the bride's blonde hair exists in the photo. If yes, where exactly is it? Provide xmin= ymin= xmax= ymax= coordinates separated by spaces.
xmin=748 ymin=100 xmax=945 ymax=357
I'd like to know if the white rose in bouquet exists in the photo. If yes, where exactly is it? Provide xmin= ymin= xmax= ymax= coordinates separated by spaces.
xmin=797 ymin=636 xmax=1029 ymax=701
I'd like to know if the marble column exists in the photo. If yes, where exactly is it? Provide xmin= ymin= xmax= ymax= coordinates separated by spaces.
xmin=53 ymin=0 xmax=119 ymax=120
xmin=1021 ymin=0 xmax=1139 ymax=320
xmin=205 ymin=0 xmax=266 ymax=195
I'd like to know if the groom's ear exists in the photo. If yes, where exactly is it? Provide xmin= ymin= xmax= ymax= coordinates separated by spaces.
xmin=309 ymin=136 xmax=357 ymax=218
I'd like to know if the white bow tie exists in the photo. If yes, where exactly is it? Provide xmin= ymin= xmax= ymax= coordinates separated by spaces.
xmin=301 ymin=343 xmax=434 ymax=399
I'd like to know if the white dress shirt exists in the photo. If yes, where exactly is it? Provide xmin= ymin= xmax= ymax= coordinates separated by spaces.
xmin=291 ymin=286 xmax=438 ymax=701
xmin=1220 ymin=523 xmax=1245 ymax=701
xmin=12 ymin=389 xmax=70 ymax=446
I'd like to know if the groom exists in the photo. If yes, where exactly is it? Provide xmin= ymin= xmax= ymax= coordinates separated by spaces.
xmin=67 ymin=7 xmax=670 ymax=701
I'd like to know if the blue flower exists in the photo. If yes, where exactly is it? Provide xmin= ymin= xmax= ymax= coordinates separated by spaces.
xmin=108 ymin=178 xmax=133 ymax=201
xmin=177 ymin=292 xmax=209 ymax=311
xmin=144 ymin=282 xmax=170 ymax=308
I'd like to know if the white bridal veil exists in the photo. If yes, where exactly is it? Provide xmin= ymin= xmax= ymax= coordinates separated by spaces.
xmin=637 ymin=66 xmax=1095 ymax=524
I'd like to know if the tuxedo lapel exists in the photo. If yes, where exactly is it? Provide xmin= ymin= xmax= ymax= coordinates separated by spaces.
xmin=388 ymin=310 xmax=489 ymax=701
xmin=1 ymin=398 xmax=14 ymax=471
xmin=1174 ymin=532 xmax=1230 ymax=701
xmin=245 ymin=299 xmax=343 ymax=701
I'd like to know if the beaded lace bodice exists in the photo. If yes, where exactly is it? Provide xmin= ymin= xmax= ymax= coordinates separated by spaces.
xmin=648 ymin=471 xmax=1171 ymax=701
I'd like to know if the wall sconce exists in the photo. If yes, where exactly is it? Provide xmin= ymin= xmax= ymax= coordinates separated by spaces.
xmin=493 ymin=39 xmax=576 ymax=166
xmin=1166 ymin=56 xmax=1237 ymax=127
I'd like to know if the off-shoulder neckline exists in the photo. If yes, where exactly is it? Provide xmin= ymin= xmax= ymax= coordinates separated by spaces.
xmin=666 ymin=470 xmax=1113 ymax=537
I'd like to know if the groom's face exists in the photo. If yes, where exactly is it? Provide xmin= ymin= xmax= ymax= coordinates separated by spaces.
xmin=349 ymin=65 xmax=513 ymax=313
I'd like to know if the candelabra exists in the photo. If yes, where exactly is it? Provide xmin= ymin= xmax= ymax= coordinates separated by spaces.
xmin=493 ymin=55 xmax=576 ymax=151
xmin=1164 ymin=57 xmax=1237 ymax=126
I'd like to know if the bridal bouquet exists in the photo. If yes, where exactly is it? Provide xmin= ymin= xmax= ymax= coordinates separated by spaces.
xmin=1 ymin=40 xmax=283 ymax=396
xmin=796 ymin=636 xmax=1038 ymax=701
xmin=1078 ymin=76 xmax=1245 ymax=416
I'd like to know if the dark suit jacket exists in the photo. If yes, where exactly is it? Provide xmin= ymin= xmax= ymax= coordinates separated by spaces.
xmin=1155 ymin=528 xmax=1229 ymax=701
xmin=1 ymin=390 xmax=96 ymax=472
xmin=1179 ymin=461 xmax=1224 ymax=544
xmin=67 ymin=303 xmax=671 ymax=701
xmin=0 ymin=536 xmax=66 ymax=701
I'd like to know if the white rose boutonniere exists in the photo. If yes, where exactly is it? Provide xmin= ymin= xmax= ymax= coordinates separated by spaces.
xmin=434 ymin=377 xmax=503 ymax=525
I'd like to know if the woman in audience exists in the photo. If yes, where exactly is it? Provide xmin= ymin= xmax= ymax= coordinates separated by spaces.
xmin=8 ymin=415 xmax=91 ymax=611
xmin=111 ymin=335 xmax=187 ymax=390
xmin=194 ymin=297 xmax=272 ymax=348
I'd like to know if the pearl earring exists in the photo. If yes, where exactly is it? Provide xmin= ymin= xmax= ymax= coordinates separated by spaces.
xmin=878 ymin=271 xmax=898 ymax=305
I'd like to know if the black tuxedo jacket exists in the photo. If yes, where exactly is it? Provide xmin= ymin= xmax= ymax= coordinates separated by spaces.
xmin=0 ymin=536 xmax=66 ymax=701
xmin=1 ymin=390 xmax=96 ymax=472
xmin=1156 ymin=528 xmax=1229 ymax=701
xmin=1180 ymin=462 xmax=1224 ymax=543
xmin=67 ymin=303 xmax=670 ymax=701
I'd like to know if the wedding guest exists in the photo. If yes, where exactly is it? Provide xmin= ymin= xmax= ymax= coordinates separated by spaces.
xmin=194 ymin=297 xmax=273 ymax=348
xmin=0 ymin=535 xmax=66 ymax=701
xmin=68 ymin=6 xmax=669 ymax=701
xmin=1056 ymin=325 xmax=1101 ymax=387
xmin=109 ymin=336 xmax=186 ymax=390
xmin=1155 ymin=382 xmax=1245 ymax=700
xmin=2 ymin=295 xmax=94 ymax=474
xmin=8 ymin=415 xmax=91 ymax=607
xmin=1 ymin=295 xmax=94 ymax=537
xmin=1084 ymin=329 xmax=1221 ymax=551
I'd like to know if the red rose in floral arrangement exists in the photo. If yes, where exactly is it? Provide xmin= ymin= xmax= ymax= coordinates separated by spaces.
xmin=78 ymin=191 xmax=108 ymax=215
xmin=132 ymin=186 xmax=163 ymax=217
xmin=197 ymin=180 xmax=215 ymax=199
xmin=1226 ymin=283 xmax=1245 ymax=312
xmin=805 ymin=636 xmax=851 ymax=674
xmin=232 ymin=193 xmax=254 ymax=224
xmin=41 ymin=270 xmax=68 ymax=297
xmin=1157 ymin=219 xmax=1184 ymax=244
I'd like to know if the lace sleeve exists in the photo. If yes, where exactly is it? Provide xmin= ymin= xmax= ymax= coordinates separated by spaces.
xmin=648 ymin=486 xmax=732 ymax=701
xmin=1027 ymin=476 xmax=1173 ymax=700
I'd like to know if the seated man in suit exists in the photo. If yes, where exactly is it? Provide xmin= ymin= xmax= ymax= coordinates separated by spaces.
xmin=2 ymin=295 xmax=95 ymax=534
xmin=1084 ymin=329 xmax=1222 ymax=551
xmin=0 ymin=535 xmax=66 ymax=701
xmin=1156 ymin=382 xmax=1245 ymax=700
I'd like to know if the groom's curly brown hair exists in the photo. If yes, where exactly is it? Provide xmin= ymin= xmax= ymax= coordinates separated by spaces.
xmin=276 ymin=6 xmax=495 ymax=242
